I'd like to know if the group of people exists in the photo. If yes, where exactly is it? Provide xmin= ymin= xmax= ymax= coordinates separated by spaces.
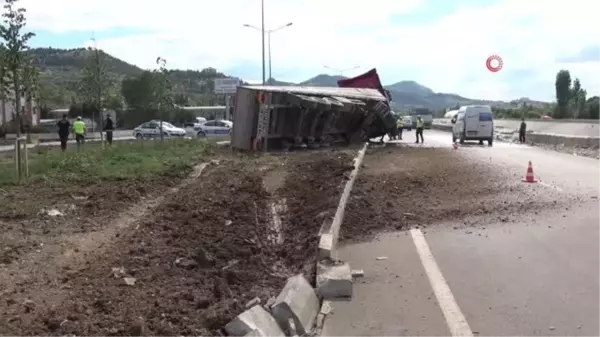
xmin=389 ymin=116 xmax=425 ymax=143
xmin=56 ymin=114 xmax=115 ymax=151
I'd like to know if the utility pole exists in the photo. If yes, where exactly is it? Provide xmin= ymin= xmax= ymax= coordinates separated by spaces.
xmin=261 ymin=0 xmax=266 ymax=85
xmin=243 ymin=22 xmax=293 ymax=85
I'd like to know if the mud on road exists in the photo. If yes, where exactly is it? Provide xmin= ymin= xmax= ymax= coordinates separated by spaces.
xmin=341 ymin=144 xmax=576 ymax=243
xmin=0 ymin=148 xmax=355 ymax=336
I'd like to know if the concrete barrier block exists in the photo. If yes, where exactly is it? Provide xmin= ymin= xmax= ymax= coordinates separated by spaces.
xmin=316 ymin=260 xmax=353 ymax=299
xmin=224 ymin=305 xmax=285 ymax=337
xmin=318 ymin=144 xmax=367 ymax=260
xmin=243 ymin=329 xmax=262 ymax=337
xmin=271 ymin=274 xmax=319 ymax=336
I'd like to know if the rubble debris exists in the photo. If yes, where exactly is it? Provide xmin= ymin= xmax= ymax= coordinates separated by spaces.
xmin=245 ymin=297 xmax=261 ymax=309
xmin=123 ymin=277 xmax=137 ymax=286
xmin=351 ymin=269 xmax=365 ymax=278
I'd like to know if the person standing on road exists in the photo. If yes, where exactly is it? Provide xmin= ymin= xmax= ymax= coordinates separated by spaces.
xmin=519 ymin=117 xmax=527 ymax=143
xmin=103 ymin=114 xmax=114 ymax=146
xmin=56 ymin=114 xmax=71 ymax=152
xmin=73 ymin=116 xmax=86 ymax=149
xmin=396 ymin=118 xmax=404 ymax=140
xmin=415 ymin=116 xmax=424 ymax=144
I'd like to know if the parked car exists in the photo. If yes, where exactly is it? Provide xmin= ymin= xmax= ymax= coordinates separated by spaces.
xmin=191 ymin=120 xmax=233 ymax=138
xmin=133 ymin=120 xmax=186 ymax=139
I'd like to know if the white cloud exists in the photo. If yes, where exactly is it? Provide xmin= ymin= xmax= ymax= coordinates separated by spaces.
xmin=21 ymin=0 xmax=600 ymax=101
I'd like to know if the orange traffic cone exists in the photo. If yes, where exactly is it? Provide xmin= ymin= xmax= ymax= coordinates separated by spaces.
xmin=522 ymin=161 xmax=537 ymax=183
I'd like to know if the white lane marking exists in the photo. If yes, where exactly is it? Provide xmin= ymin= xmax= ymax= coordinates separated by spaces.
xmin=410 ymin=228 xmax=473 ymax=337
xmin=538 ymin=181 xmax=563 ymax=192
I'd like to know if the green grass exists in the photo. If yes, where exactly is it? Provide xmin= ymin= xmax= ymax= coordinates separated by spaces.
xmin=0 ymin=139 xmax=216 ymax=186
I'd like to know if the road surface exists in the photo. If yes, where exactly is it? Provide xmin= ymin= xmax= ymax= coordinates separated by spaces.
xmin=434 ymin=118 xmax=600 ymax=137
xmin=323 ymin=130 xmax=599 ymax=336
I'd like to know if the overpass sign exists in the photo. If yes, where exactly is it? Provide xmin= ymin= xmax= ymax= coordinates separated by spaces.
xmin=214 ymin=78 xmax=241 ymax=94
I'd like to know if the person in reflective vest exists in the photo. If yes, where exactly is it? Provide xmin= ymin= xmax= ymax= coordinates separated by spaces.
xmin=415 ymin=116 xmax=424 ymax=144
xmin=72 ymin=116 xmax=86 ymax=149
xmin=396 ymin=118 xmax=404 ymax=140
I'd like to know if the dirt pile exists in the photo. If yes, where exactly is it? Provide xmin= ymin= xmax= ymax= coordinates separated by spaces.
xmin=341 ymin=145 xmax=570 ymax=243
xmin=0 ymin=149 xmax=354 ymax=336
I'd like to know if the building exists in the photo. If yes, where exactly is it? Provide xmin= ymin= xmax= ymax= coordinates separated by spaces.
xmin=0 ymin=89 xmax=40 ymax=127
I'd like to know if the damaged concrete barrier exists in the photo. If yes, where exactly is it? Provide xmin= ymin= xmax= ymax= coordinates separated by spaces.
xmin=318 ymin=143 xmax=368 ymax=260
xmin=316 ymin=260 xmax=353 ymax=299
xmin=243 ymin=329 xmax=262 ymax=337
xmin=224 ymin=305 xmax=285 ymax=337
xmin=271 ymin=274 xmax=320 ymax=336
xmin=528 ymin=133 xmax=600 ymax=149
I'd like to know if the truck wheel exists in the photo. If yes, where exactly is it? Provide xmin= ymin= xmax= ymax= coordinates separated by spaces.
xmin=488 ymin=138 xmax=493 ymax=146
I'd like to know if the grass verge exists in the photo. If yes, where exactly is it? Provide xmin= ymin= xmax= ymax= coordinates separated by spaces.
xmin=0 ymin=139 xmax=215 ymax=186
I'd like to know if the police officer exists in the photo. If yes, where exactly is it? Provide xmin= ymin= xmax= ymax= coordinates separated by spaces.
xmin=103 ymin=114 xmax=114 ymax=145
xmin=519 ymin=117 xmax=527 ymax=143
xmin=72 ymin=116 xmax=86 ymax=149
xmin=396 ymin=117 xmax=404 ymax=140
xmin=415 ymin=116 xmax=424 ymax=144
xmin=56 ymin=114 xmax=71 ymax=152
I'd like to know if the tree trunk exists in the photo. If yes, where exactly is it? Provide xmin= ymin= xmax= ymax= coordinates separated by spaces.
xmin=13 ymin=69 xmax=22 ymax=179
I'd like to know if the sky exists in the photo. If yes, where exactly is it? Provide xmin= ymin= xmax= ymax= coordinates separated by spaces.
xmin=22 ymin=0 xmax=600 ymax=102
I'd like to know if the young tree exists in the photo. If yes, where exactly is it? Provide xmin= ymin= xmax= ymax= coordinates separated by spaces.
xmin=153 ymin=57 xmax=174 ymax=141
xmin=21 ymin=56 xmax=38 ymax=124
xmin=79 ymin=45 xmax=113 ymax=141
xmin=0 ymin=0 xmax=35 ymax=179
xmin=0 ymin=45 xmax=7 ymax=126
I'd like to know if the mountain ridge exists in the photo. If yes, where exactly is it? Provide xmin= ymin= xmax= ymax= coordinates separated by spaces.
xmin=267 ymin=74 xmax=549 ymax=110
xmin=27 ymin=47 xmax=548 ymax=110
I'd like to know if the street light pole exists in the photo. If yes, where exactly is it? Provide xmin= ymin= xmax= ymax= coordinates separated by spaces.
xmin=243 ymin=22 xmax=293 ymax=85
xmin=261 ymin=0 xmax=266 ymax=85
xmin=324 ymin=65 xmax=360 ymax=76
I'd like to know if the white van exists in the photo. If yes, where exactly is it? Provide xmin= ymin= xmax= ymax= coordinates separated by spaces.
xmin=451 ymin=105 xmax=494 ymax=145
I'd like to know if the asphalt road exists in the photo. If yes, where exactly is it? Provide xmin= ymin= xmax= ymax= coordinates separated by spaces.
xmin=323 ymin=130 xmax=599 ymax=336
xmin=434 ymin=118 xmax=600 ymax=137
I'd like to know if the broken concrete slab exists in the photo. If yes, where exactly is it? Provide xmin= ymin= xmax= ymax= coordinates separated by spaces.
xmin=271 ymin=274 xmax=319 ymax=336
xmin=243 ymin=329 xmax=262 ymax=337
xmin=316 ymin=261 xmax=353 ymax=299
xmin=224 ymin=305 xmax=285 ymax=337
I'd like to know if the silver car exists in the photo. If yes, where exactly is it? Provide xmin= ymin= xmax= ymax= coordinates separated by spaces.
xmin=193 ymin=120 xmax=233 ymax=138
xmin=133 ymin=120 xmax=186 ymax=139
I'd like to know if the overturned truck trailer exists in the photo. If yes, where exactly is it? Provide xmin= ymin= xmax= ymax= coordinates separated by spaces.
xmin=230 ymin=85 xmax=393 ymax=151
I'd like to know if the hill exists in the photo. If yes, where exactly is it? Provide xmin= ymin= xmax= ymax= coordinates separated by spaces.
xmin=29 ymin=47 xmax=231 ymax=108
xmin=268 ymin=74 xmax=548 ymax=111
xmin=27 ymin=48 xmax=547 ymax=110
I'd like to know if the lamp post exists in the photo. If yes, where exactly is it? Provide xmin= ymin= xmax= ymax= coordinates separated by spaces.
xmin=324 ymin=65 xmax=360 ymax=76
xmin=244 ymin=22 xmax=293 ymax=85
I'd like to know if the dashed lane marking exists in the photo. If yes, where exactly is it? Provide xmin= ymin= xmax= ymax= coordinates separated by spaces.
xmin=410 ymin=228 xmax=474 ymax=337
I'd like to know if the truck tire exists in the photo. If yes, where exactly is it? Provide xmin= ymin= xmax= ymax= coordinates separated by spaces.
xmin=488 ymin=138 xmax=493 ymax=146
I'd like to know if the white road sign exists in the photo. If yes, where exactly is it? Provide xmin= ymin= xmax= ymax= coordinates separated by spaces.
xmin=214 ymin=78 xmax=241 ymax=94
